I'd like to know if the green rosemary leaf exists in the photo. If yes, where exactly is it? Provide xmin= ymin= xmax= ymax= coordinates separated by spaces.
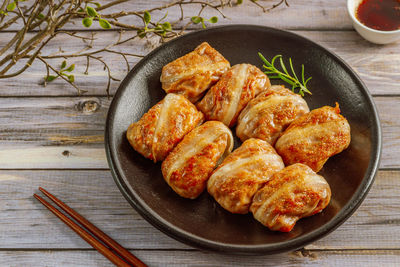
xmin=279 ymin=75 xmax=295 ymax=85
xmin=258 ymin=53 xmax=270 ymax=67
xmin=61 ymin=60 xmax=67 ymax=69
xmin=304 ymin=77 xmax=312 ymax=86
xmin=68 ymin=74 xmax=75 ymax=83
xmin=279 ymin=57 xmax=289 ymax=76
xmin=271 ymin=54 xmax=281 ymax=67
xmin=289 ymin=58 xmax=299 ymax=81
xmin=268 ymin=75 xmax=282 ymax=79
xmin=258 ymin=52 xmax=312 ymax=96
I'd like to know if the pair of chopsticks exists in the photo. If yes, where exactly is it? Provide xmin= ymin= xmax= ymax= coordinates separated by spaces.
xmin=34 ymin=187 xmax=147 ymax=267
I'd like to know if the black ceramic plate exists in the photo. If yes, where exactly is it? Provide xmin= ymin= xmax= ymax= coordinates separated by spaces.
xmin=105 ymin=25 xmax=381 ymax=254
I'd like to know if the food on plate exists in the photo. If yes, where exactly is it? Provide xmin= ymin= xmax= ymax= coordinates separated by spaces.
xmin=236 ymin=85 xmax=310 ymax=145
xmin=162 ymin=121 xmax=234 ymax=199
xmin=207 ymin=138 xmax=284 ymax=214
xmin=275 ymin=103 xmax=351 ymax=172
xmin=197 ymin=63 xmax=270 ymax=127
xmin=160 ymin=42 xmax=230 ymax=103
xmin=250 ymin=163 xmax=331 ymax=232
xmin=126 ymin=93 xmax=204 ymax=162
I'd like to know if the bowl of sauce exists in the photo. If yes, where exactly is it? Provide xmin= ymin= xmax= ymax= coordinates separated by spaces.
xmin=348 ymin=0 xmax=400 ymax=44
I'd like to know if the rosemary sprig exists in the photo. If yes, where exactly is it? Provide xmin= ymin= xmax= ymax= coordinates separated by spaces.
xmin=258 ymin=52 xmax=312 ymax=96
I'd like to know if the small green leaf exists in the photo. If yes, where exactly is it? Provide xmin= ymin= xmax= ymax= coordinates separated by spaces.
xmin=0 ymin=10 xmax=7 ymax=15
xmin=162 ymin=22 xmax=171 ymax=31
xmin=61 ymin=60 xmax=67 ymax=69
xmin=154 ymin=25 xmax=163 ymax=32
xmin=65 ymin=64 xmax=75 ymax=72
xmin=82 ymin=17 xmax=93 ymax=27
xmin=86 ymin=6 xmax=97 ymax=17
xmin=68 ymin=75 xmax=75 ymax=83
xmin=37 ymin=13 xmax=45 ymax=19
xmin=7 ymin=1 xmax=16 ymax=11
xmin=201 ymin=20 xmax=206 ymax=29
xmin=209 ymin=16 xmax=218 ymax=23
xmin=45 ymin=75 xmax=57 ymax=82
xmin=143 ymin=11 xmax=151 ymax=24
xmin=98 ymin=18 xmax=111 ymax=29
xmin=237 ymin=0 xmax=243 ymax=4
xmin=93 ymin=2 xmax=101 ymax=8
xmin=191 ymin=16 xmax=202 ymax=24
xmin=137 ymin=29 xmax=146 ymax=38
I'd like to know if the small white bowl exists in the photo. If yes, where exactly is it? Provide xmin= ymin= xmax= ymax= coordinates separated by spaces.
xmin=347 ymin=0 xmax=400 ymax=44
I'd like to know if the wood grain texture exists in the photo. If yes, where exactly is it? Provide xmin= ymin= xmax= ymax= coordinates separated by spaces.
xmin=0 ymin=30 xmax=399 ymax=96
xmin=0 ymin=96 xmax=396 ymax=169
xmin=0 ymin=170 xmax=399 ymax=250
xmin=3 ymin=0 xmax=352 ymax=32
xmin=0 ymin=249 xmax=399 ymax=267
xmin=1 ymin=1 xmax=399 ymax=265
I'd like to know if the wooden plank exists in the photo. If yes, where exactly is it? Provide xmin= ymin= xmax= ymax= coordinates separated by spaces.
xmin=0 ymin=96 xmax=397 ymax=169
xmin=2 ymin=0 xmax=352 ymax=32
xmin=0 ymin=96 xmax=109 ymax=169
xmin=0 ymin=249 xmax=399 ymax=267
xmin=0 ymin=30 xmax=399 ymax=96
xmin=0 ymin=169 xmax=399 ymax=250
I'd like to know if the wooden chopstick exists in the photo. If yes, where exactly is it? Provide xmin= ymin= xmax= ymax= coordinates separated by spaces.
xmin=37 ymin=187 xmax=146 ymax=267
xmin=34 ymin=188 xmax=147 ymax=267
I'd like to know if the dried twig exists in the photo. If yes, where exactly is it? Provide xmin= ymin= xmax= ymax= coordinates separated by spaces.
xmin=0 ymin=0 xmax=289 ymax=95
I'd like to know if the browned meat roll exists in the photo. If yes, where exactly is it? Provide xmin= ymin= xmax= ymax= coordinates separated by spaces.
xmin=250 ymin=163 xmax=331 ymax=232
xmin=161 ymin=121 xmax=234 ymax=199
xmin=207 ymin=138 xmax=284 ymax=214
xmin=275 ymin=103 xmax=351 ymax=172
xmin=126 ymin=93 xmax=204 ymax=162
xmin=160 ymin=42 xmax=230 ymax=103
xmin=236 ymin=85 xmax=310 ymax=145
xmin=197 ymin=63 xmax=270 ymax=127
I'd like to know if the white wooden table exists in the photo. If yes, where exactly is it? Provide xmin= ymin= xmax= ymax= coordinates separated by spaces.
xmin=1 ymin=1 xmax=399 ymax=266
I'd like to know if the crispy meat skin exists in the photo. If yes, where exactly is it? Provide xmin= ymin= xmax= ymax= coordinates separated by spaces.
xmin=160 ymin=42 xmax=230 ymax=103
xmin=161 ymin=121 xmax=233 ymax=199
xmin=275 ymin=103 xmax=351 ymax=172
xmin=236 ymin=85 xmax=310 ymax=145
xmin=126 ymin=93 xmax=204 ymax=162
xmin=207 ymin=138 xmax=284 ymax=214
xmin=250 ymin=163 xmax=331 ymax=232
xmin=197 ymin=63 xmax=270 ymax=127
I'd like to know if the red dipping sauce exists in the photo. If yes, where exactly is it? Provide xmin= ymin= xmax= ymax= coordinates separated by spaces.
xmin=356 ymin=0 xmax=400 ymax=31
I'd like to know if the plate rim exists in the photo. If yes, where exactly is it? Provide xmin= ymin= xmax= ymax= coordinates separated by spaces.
xmin=104 ymin=24 xmax=382 ymax=254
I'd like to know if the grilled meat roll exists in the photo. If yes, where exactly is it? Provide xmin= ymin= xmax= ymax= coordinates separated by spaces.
xmin=162 ymin=121 xmax=233 ymax=199
xmin=127 ymin=93 xmax=204 ymax=162
xmin=250 ymin=163 xmax=331 ymax=232
xmin=207 ymin=138 xmax=284 ymax=214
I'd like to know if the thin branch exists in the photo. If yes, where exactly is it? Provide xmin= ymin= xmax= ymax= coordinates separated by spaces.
xmin=0 ymin=0 xmax=288 ymax=95
xmin=38 ymin=56 xmax=87 ymax=95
